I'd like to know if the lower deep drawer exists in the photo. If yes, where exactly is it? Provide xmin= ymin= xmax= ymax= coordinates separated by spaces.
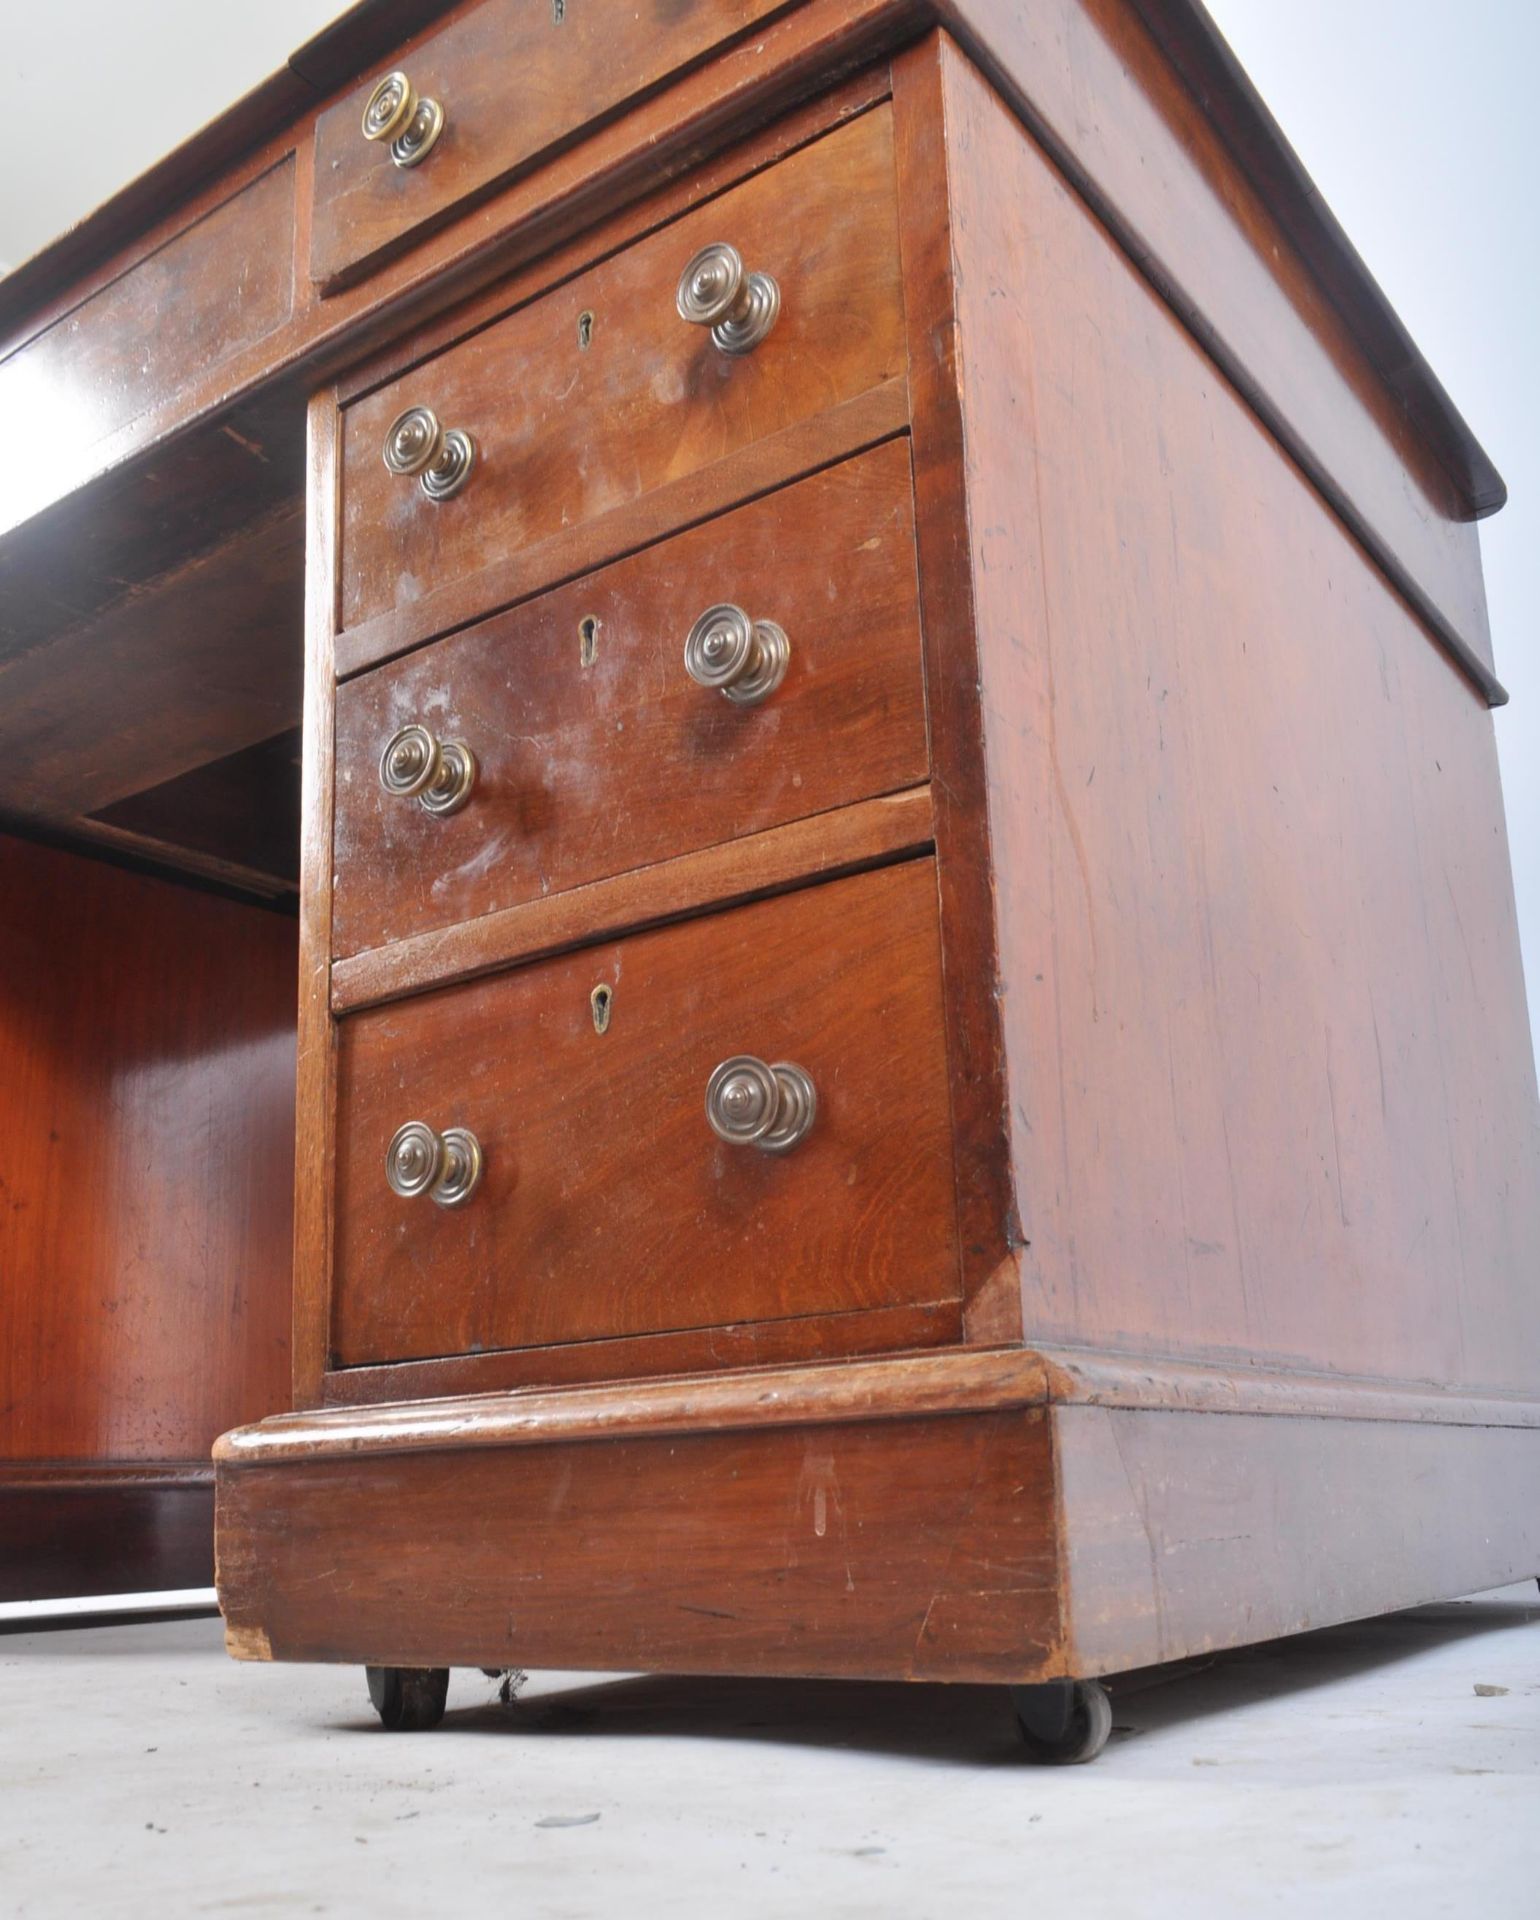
xmin=330 ymin=858 xmax=958 ymax=1366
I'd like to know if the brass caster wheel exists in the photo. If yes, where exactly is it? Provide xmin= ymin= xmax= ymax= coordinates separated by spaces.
xmin=1011 ymin=1679 xmax=1113 ymax=1765
xmin=366 ymin=1665 xmax=450 ymax=1731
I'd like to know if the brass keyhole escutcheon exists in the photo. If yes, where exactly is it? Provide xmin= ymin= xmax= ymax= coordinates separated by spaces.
xmin=577 ymin=309 xmax=595 ymax=351
xmin=590 ymin=984 xmax=613 ymax=1034
xmin=579 ymin=615 xmax=601 ymax=668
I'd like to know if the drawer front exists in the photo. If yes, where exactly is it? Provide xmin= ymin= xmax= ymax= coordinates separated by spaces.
xmin=311 ymin=0 xmax=786 ymax=289
xmin=0 ymin=162 xmax=293 ymax=513
xmin=332 ymin=442 xmax=928 ymax=958
xmin=331 ymin=860 xmax=958 ymax=1366
xmin=339 ymin=104 xmax=905 ymax=643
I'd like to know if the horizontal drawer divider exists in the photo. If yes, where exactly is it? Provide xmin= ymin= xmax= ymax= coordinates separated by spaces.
xmin=321 ymin=1299 xmax=963 ymax=1409
xmin=331 ymin=784 xmax=934 ymax=1012
xmin=334 ymin=381 xmax=911 ymax=679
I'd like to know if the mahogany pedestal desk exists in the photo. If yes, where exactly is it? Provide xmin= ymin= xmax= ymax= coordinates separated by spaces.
xmin=2 ymin=2 xmax=1536 ymax=1758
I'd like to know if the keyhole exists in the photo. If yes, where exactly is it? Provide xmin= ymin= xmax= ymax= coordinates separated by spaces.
xmin=552 ymin=0 xmax=565 ymax=22
xmin=577 ymin=310 xmax=594 ymax=351
xmin=590 ymin=984 xmax=613 ymax=1034
xmin=579 ymin=614 xmax=600 ymax=667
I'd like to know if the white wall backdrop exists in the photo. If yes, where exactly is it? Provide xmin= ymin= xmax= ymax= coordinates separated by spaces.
xmin=1204 ymin=0 xmax=1539 ymax=1059
xmin=1 ymin=1 xmax=1534 ymax=1058
xmin=0 ymin=2 xmax=343 ymax=274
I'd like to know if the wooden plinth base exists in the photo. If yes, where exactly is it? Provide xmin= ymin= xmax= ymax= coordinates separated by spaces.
xmin=214 ymin=1350 xmax=1540 ymax=1682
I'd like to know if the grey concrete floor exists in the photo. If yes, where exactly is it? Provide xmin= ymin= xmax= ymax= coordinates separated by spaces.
xmin=1 ymin=1586 xmax=1537 ymax=1918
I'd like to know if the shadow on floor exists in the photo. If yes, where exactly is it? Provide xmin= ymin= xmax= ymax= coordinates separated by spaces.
xmin=402 ymin=1588 xmax=1540 ymax=1766
xmin=8 ymin=1588 xmax=1535 ymax=1763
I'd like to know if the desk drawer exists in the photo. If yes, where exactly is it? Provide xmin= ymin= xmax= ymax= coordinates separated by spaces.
xmin=338 ymin=103 xmax=905 ymax=648
xmin=330 ymin=859 xmax=958 ymax=1367
xmin=310 ymin=0 xmax=786 ymax=290
xmin=331 ymin=442 xmax=927 ymax=959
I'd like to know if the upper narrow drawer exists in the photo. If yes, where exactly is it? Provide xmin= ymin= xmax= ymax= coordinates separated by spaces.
xmin=310 ymin=0 xmax=787 ymax=289
xmin=337 ymin=103 xmax=905 ymax=655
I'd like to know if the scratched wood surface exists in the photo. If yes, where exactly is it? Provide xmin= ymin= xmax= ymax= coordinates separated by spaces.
xmin=310 ymin=0 xmax=788 ymax=288
xmin=331 ymin=859 xmax=959 ymax=1367
xmin=0 ymin=2 xmax=1503 ymax=719
xmin=217 ymin=1403 xmax=1062 ymax=1681
xmin=332 ymin=441 xmax=928 ymax=957
xmin=1057 ymin=1401 xmax=1540 ymax=1676
xmin=941 ymin=44 xmax=1540 ymax=1392
xmin=337 ymin=103 xmax=905 ymax=643
xmin=332 ymin=786 xmax=935 ymax=1013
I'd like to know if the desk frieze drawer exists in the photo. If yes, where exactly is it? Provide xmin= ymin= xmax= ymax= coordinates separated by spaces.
xmin=336 ymin=102 xmax=906 ymax=658
xmin=331 ymin=440 xmax=927 ymax=960
xmin=311 ymin=0 xmax=788 ymax=291
xmin=330 ymin=858 xmax=958 ymax=1368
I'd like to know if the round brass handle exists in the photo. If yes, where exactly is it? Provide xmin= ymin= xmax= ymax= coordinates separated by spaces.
xmin=385 ymin=1121 xmax=484 ymax=1207
xmin=361 ymin=70 xmax=445 ymax=168
xmin=705 ymin=1056 xmax=817 ymax=1153
xmin=378 ymin=723 xmax=478 ymax=817
xmin=684 ymin=604 xmax=790 ymax=707
xmin=676 ymin=242 xmax=780 ymax=355
xmin=382 ymin=405 xmax=477 ymax=501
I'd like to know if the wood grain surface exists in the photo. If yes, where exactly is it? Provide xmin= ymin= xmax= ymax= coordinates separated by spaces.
xmin=292 ymin=395 xmax=344 ymax=1410
xmin=1057 ymin=1401 xmax=1540 ymax=1675
xmin=216 ymin=1345 xmax=1540 ymax=1680
xmin=332 ymin=441 xmax=926 ymax=956
xmin=1 ymin=20 xmax=907 ymax=549
xmin=227 ymin=1345 xmax=1051 ymax=1461
xmin=217 ymin=1403 xmax=1061 ymax=1681
xmin=331 ymin=859 xmax=959 ymax=1366
xmin=0 ymin=161 xmax=295 ymax=512
xmin=940 ymin=45 xmax=1540 ymax=1393
xmin=338 ymin=102 xmax=906 ymax=641
xmin=310 ymin=0 xmax=788 ymax=288
xmin=933 ymin=4 xmax=1498 ymax=694
xmin=891 ymin=43 xmax=1018 ymax=1339
xmin=332 ymin=786 xmax=935 ymax=1013
xmin=0 ymin=836 xmax=296 ymax=1466
xmin=0 ymin=508 xmax=304 ymax=825
xmin=320 ymin=1298 xmax=961 ymax=1405
xmin=0 ymin=2 xmax=1503 ymax=715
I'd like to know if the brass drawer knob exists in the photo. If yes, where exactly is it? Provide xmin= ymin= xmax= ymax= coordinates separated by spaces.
xmin=684 ymin=604 xmax=790 ymax=706
xmin=676 ymin=242 xmax=780 ymax=355
xmin=705 ymin=1056 xmax=817 ymax=1153
xmin=385 ymin=1121 xmax=484 ymax=1207
xmin=361 ymin=70 xmax=445 ymax=168
xmin=382 ymin=405 xmax=477 ymax=501
xmin=378 ymin=723 xmax=478 ymax=816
